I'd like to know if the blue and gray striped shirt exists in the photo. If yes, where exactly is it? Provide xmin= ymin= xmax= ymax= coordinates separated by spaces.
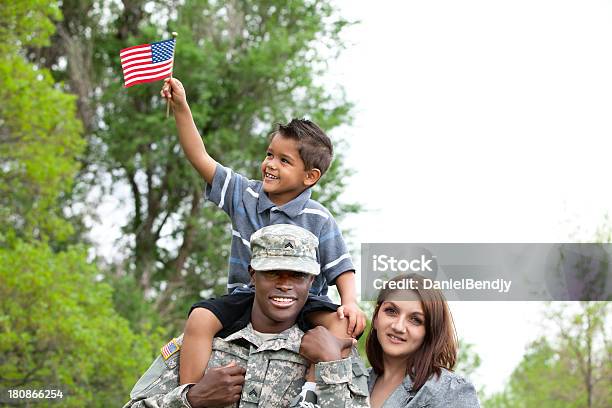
xmin=205 ymin=163 xmax=354 ymax=296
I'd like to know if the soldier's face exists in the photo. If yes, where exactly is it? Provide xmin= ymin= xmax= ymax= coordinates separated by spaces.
xmin=250 ymin=269 xmax=314 ymax=333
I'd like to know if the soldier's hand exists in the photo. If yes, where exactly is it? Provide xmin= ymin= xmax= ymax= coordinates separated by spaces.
xmin=186 ymin=361 xmax=246 ymax=408
xmin=300 ymin=326 xmax=357 ymax=363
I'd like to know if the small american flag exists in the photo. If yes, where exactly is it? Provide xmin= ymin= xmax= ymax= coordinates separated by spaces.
xmin=160 ymin=338 xmax=179 ymax=360
xmin=120 ymin=38 xmax=175 ymax=88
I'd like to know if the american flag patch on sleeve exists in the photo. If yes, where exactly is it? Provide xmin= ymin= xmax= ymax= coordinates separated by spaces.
xmin=160 ymin=338 xmax=180 ymax=360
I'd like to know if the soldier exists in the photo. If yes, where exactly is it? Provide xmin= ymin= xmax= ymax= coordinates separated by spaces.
xmin=123 ymin=224 xmax=370 ymax=408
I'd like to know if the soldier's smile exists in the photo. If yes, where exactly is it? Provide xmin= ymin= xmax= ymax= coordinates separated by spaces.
xmin=269 ymin=295 xmax=298 ymax=309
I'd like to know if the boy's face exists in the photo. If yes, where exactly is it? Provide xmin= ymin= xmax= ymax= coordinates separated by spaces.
xmin=260 ymin=134 xmax=319 ymax=205
xmin=250 ymin=268 xmax=314 ymax=333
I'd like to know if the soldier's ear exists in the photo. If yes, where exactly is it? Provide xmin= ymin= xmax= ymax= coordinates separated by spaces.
xmin=248 ymin=266 xmax=255 ymax=283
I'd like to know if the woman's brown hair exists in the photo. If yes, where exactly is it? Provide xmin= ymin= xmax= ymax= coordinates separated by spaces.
xmin=365 ymin=273 xmax=458 ymax=391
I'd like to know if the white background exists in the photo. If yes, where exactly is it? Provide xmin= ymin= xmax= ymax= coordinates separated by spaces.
xmin=327 ymin=0 xmax=612 ymax=394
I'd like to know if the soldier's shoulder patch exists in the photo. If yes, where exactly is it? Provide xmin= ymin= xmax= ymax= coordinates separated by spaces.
xmin=160 ymin=338 xmax=180 ymax=360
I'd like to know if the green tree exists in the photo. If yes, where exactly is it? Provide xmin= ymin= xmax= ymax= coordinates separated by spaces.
xmin=483 ymin=302 xmax=612 ymax=408
xmin=31 ymin=0 xmax=357 ymax=334
xmin=0 ymin=0 xmax=83 ymax=245
xmin=456 ymin=338 xmax=482 ymax=380
xmin=0 ymin=243 xmax=157 ymax=407
xmin=0 ymin=2 xmax=162 ymax=405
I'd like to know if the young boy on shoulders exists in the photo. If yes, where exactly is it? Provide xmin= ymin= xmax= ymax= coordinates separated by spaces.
xmin=161 ymin=78 xmax=366 ymax=384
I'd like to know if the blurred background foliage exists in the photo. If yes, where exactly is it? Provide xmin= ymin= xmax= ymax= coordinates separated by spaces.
xmin=483 ymin=302 xmax=611 ymax=408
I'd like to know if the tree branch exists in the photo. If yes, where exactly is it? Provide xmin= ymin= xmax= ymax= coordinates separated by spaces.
xmin=154 ymin=190 xmax=202 ymax=316
xmin=125 ymin=167 xmax=142 ymax=232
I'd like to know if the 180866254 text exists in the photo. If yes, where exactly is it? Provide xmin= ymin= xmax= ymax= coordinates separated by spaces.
xmin=3 ymin=388 xmax=64 ymax=403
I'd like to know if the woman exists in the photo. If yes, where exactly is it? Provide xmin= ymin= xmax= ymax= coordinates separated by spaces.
xmin=365 ymin=274 xmax=480 ymax=407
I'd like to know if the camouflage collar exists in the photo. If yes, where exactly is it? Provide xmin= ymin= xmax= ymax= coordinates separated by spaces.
xmin=224 ymin=323 xmax=304 ymax=353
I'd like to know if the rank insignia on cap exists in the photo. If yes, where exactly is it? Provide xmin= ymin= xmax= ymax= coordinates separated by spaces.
xmin=160 ymin=338 xmax=180 ymax=360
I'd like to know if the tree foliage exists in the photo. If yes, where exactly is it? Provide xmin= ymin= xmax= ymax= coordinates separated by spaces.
xmin=0 ymin=2 xmax=163 ymax=405
xmin=0 ymin=243 xmax=158 ymax=407
xmin=483 ymin=302 xmax=612 ymax=408
xmin=456 ymin=338 xmax=482 ymax=380
xmin=0 ymin=0 xmax=83 ymax=245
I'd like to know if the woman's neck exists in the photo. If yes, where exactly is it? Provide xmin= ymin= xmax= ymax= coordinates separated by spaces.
xmin=370 ymin=355 xmax=411 ymax=408
xmin=380 ymin=355 xmax=409 ymax=381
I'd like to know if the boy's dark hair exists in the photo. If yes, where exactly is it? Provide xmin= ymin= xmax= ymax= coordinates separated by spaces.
xmin=273 ymin=118 xmax=334 ymax=176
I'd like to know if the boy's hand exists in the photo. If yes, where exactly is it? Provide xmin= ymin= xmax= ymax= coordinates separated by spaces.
xmin=160 ymin=77 xmax=188 ymax=112
xmin=336 ymin=301 xmax=367 ymax=337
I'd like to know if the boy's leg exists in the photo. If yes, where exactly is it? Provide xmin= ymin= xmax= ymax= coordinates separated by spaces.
xmin=179 ymin=308 xmax=222 ymax=385
xmin=179 ymin=291 xmax=254 ymax=384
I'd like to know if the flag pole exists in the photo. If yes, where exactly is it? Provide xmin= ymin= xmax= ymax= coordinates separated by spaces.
xmin=166 ymin=32 xmax=178 ymax=118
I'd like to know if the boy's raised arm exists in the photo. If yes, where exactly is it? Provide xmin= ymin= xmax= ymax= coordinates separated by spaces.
xmin=161 ymin=78 xmax=217 ymax=184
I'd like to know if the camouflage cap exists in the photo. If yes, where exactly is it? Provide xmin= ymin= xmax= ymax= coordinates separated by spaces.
xmin=250 ymin=224 xmax=319 ymax=275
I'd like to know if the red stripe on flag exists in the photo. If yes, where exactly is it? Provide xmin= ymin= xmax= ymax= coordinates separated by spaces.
xmin=120 ymin=49 xmax=151 ymax=60
xmin=121 ymin=56 xmax=153 ymax=70
xmin=121 ymin=52 xmax=151 ymax=64
xmin=124 ymin=64 xmax=173 ymax=81
xmin=120 ymin=44 xmax=150 ymax=55
xmin=124 ymin=70 xmax=173 ymax=88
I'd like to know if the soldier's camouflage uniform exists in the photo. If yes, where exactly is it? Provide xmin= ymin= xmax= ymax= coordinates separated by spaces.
xmin=123 ymin=323 xmax=370 ymax=408
xmin=124 ymin=225 xmax=369 ymax=407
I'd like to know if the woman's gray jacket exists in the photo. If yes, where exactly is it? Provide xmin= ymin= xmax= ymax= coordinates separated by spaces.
xmin=367 ymin=368 xmax=480 ymax=407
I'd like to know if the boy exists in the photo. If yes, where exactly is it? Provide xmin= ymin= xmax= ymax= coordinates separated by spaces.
xmin=161 ymin=78 xmax=366 ymax=385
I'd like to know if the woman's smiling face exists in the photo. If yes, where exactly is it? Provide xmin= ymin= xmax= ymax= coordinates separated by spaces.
xmin=373 ymin=299 xmax=426 ymax=359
